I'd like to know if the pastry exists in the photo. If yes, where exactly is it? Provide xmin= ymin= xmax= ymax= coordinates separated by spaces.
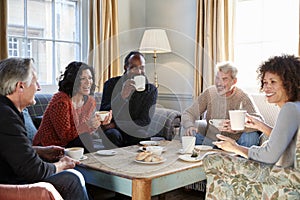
xmin=151 ymin=154 xmax=162 ymax=162
xmin=136 ymin=151 xmax=152 ymax=161
xmin=144 ymin=154 xmax=153 ymax=162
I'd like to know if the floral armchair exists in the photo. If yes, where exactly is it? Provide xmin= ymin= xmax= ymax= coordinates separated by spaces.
xmin=202 ymin=127 xmax=300 ymax=200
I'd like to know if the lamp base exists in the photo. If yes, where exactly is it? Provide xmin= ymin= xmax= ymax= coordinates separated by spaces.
xmin=154 ymin=73 xmax=159 ymax=88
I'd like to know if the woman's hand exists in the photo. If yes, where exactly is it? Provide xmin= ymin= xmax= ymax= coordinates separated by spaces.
xmin=101 ymin=110 xmax=112 ymax=126
xmin=213 ymin=134 xmax=237 ymax=152
xmin=34 ymin=145 xmax=64 ymax=162
xmin=88 ymin=114 xmax=101 ymax=129
xmin=213 ymin=134 xmax=249 ymax=158
xmin=245 ymin=114 xmax=263 ymax=129
xmin=245 ymin=114 xmax=272 ymax=136
xmin=89 ymin=110 xmax=112 ymax=129
xmin=219 ymin=119 xmax=240 ymax=134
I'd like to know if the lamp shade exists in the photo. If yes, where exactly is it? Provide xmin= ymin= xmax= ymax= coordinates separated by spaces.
xmin=139 ymin=29 xmax=171 ymax=53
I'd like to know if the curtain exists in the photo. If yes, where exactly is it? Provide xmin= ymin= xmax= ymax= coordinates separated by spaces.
xmin=194 ymin=0 xmax=235 ymax=98
xmin=88 ymin=0 xmax=120 ymax=92
xmin=0 ymin=0 xmax=8 ymax=60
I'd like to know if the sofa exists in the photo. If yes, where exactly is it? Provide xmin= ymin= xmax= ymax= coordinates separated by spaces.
xmin=26 ymin=92 xmax=182 ymax=144
xmin=202 ymin=94 xmax=300 ymax=199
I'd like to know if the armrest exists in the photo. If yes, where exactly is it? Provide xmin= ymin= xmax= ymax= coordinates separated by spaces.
xmin=0 ymin=182 xmax=63 ymax=200
xmin=148 ymin=107 xmax=181 ymax=140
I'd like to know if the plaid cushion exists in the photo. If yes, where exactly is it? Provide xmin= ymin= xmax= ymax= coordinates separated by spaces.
xmin=27 ymin=93 xmax=53 ymax=117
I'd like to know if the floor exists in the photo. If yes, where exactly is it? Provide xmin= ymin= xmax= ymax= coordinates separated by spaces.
xmin=87 ymin=184 xmax=206 ymax=200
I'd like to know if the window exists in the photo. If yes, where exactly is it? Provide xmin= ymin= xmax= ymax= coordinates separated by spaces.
xmin=234 ymin=0 xmax=299 ymax=93
xmin=7 ymin=0 xmax=82 ymax=85
xmin=8 ymin=37 xmax=19 ymax=56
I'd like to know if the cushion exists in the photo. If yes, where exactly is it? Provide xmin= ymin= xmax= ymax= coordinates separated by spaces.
xmin=23 ymin=108 xmax=37 ymax=143
xmin=148 ymin=107 xmax=181 ymax=140
xmin=27 ymin=93 xmax=53 ymax=117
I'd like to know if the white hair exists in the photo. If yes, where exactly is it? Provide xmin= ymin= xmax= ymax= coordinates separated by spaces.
xmin=0 ymin=58 xmax=34 ymax=95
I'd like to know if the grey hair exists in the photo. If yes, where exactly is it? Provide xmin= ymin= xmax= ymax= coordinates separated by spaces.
xmin=216 ymin=61 xmax=238 ymax=79
xmin=0 ymin=58 xmax=34 ymax=95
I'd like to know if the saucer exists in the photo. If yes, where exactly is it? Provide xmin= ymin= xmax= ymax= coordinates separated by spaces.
xmin=135 ymin=158 xmax=166 ymax=165
xmin=139 ymin=146 xmax=166 ymax=152
xmin=139 ymin=141 xmax=159 ymax=146
xmin=96 ymin=150 xmax=117 ymax=156
xmin=178 ymin=154 xmax=202 ymax=162
xmin=79 ymin=155 xmax=88 ymax=161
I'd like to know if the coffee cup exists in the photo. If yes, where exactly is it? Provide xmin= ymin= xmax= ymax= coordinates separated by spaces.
xmin=209 ymin=119 xmax=225 ymax=129
xmin=95 ymin=111 xmax=110 ymax=121
xmin=229 ymin=110 xmax=247 ymax=130
xmin=133 ymin=75 xmax=146 ymax=92
xmin=181 ymin=136 xmax=196 ymax=154
xmin=146 ymin=146 xmax=163 ymax=156
xmin=65 ymin=147 xmax=84 ymax=160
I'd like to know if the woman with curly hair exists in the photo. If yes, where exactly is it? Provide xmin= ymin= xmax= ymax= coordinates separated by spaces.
xmin=33 ymin=61 xmax=111 ymax=153
xmin=212 ymin=54 xmax=300 ymax=167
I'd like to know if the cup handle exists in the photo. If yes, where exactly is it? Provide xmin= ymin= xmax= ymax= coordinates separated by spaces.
xmin=209 ymin=120 xmax=213 ymax=125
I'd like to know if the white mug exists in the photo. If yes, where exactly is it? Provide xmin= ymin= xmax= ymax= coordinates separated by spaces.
xmin=181 ymin=136 xmax=196 ymax=154
xmin=133 ymin=75 xmax=146 ymax=92
xmin=146 ymin=146 xmax=163 ymax=156
xmin=229 ymin=110 xmax=246 ymax=130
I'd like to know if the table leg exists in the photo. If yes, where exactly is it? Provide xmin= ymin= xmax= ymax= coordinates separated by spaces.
xmin=132 ymin=179 xmax=151 ymax=200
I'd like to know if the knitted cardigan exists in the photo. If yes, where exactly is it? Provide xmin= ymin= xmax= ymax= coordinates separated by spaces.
xmin=33 ymin=92 xmax=96 ymax=146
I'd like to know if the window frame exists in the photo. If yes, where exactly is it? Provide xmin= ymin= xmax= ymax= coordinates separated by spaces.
xmin=7 ymin=0 xmax=86 ymax=87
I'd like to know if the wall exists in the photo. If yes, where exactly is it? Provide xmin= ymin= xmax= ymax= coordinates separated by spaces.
xmin=118 ymin=0 xmax=197 ymax=112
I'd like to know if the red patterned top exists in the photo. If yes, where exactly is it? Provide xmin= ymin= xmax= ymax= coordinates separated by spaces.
xmin=33 ymin=91 xmax=97 ymax=147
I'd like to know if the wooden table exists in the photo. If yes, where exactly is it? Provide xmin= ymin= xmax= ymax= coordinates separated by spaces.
xmin=76 ymin=140 xmax=208 ymax=200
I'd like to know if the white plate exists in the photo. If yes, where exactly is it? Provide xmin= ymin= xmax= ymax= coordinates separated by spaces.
xmin=79 ymin=155 xmax=88 ymax=161
xmin=194 ymin=145 xmax=213 ymax=151
xmin=139 ymin=141 xmax=159 ymax=146
xmin=178 ymin=154 xmax=202 ymax=162
xmin=134 ymin=158 xmax=166 ymax=165
xmin=139 ymin=146 xmax=166 ymax=152
xmin=96 ymin=150 xmax=117 ymax=156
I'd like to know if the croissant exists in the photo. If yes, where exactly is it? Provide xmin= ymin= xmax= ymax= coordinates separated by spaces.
xmin=136 ymin=151 xmax=152 ymax=161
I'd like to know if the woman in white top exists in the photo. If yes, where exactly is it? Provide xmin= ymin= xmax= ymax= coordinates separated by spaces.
xmin=213 ymin=54 xmax=300 ymax=167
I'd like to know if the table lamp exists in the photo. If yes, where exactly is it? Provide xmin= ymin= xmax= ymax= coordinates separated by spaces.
xmin=139 ymin=29 xmax=171 ymax=88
